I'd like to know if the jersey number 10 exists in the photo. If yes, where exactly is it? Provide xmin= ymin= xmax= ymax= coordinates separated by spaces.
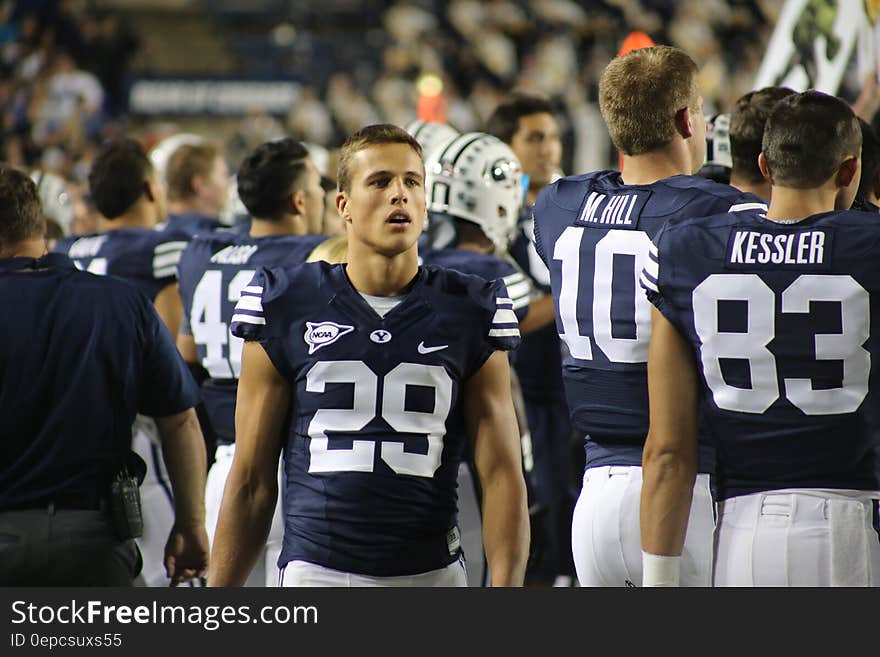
xmin=553 ymin=227 xmax=653 ymax=364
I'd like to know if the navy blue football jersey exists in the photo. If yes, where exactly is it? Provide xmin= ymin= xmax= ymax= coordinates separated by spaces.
xmin=533 ymin=170 xmax=766 ymax=468
xmin=643 ymin=208 xmax=880 ymax=498
xmin=230 ymin=262 xmax=520 ymax=576
xmin=53 ymin=227 xmax=190 ymax=301
xmin=177 ymin=231 xmax=327 ymax=442
xmin=0 ymin=254 xmax=199 ymax=507
xmin=509 ymin=208 xmax=566 ymax=402
xmin=163 ymin=212 xmax=224 ymax=238
xmin=420 ymin=246 xmax=532 ymax=323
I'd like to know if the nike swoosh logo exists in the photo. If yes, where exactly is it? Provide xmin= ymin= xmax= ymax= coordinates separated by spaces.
xmin=418 ymin=341 xmax=448 ymax=354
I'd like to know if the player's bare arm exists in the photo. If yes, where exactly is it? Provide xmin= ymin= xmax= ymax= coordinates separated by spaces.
xmin=464 ymin=350 xmax=529 ymax=586
xmin=154 ymin=408 xmax=209 ymax=586
xmin=641 ymin=307 xmax=699 ymax=560
xmin=517 ymin=293 xmax=556 ymax=336
xmin=208 ymin=341 xmax=289 ymax=586
xmin=176 ymin=332 xmax=198 ymax=365
xmin=154 ymin=282 xmax=184 ymax=340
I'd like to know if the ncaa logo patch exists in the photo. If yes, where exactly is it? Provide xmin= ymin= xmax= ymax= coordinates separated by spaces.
xmin=304 ymin=321 xmax=355 ymax=354
xmin=369 ymin=329 xmax=392 ymax=344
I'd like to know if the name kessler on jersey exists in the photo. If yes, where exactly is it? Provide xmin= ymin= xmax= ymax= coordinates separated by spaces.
xmin=575 ymin=190 xmax=652 ymax=229
xmin=726 ymin=228 xmax=832 ymax=270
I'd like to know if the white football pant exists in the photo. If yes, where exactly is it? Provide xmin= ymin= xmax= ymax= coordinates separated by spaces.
xmin=206 ymin=443 xmax=284 ymax=587
xmin=571 ymin=465 xmax=715 ymax=587
xmin=279 ymin=556 xmax=467 ymax=587
xmin=131 ymin=415 xmax=177 ymax=587
xmin=713 ymin=489 xmax=880 ymax=586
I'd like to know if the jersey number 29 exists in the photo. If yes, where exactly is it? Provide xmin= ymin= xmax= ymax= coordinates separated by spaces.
xmin=306 ymin=360 xmax=453 ymax=478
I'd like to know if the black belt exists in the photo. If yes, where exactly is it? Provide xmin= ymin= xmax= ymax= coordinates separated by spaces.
xmin=1 ymin=490 xmax=108 ymax=512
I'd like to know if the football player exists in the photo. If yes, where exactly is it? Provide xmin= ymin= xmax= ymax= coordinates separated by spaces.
xmin=488 ymin=93 xmax=577 ymax=586
xmin=163 ymin=141 xmax=231 ymax=237
xmin=208 ymin=124 xmax=529 ymax=587
xmin=728 ymin=87 xmax=797 ymax=199
xmin=641 ymin=91 xmax=880 ymax=586
xmin=419 ymin=131 xmax=556 ymax=585
xmin=532 ymin=45 xmax=766 ymax=587
xmin=176 ymin=138 xmax=327 ymax=586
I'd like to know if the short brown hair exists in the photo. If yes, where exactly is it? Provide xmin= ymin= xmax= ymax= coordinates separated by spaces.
xmin=599 ymin=45 xmax=699 ymax=156
xmin=763 ymin=90 xmax=861 ymax=189
xmin=730 ymin=86 xmax=796 ymax=184
xmin=487 ymin=93 xmax=557 ymax=144
xmin=337 ymin=124 xmax=422 ymax=193
xmin=0 ymin=167 xmax=45 ymax=252
xmin=166 ymin=142 xmax=223 ymax=202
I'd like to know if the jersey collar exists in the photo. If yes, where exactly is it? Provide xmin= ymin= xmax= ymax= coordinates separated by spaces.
xmin=0 ymin=253 xmax=75 ymax=273
xmin=327 ymin=263 xmax=431 ymax=328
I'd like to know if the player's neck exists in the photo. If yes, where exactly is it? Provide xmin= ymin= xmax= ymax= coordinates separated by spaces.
xmin=345 ymin=244 xmax=419 ymax=297
xmin=526 ymin=185 xmax=543 ymax=206
xmin=730 ymin=176 xmax=770 ymax=201
xmin=0 ymin=238 xmax=47 ymax=259
xmin=456 ymin=241 xmax=490 ymax=255
xmin=619 ymin=147 xmax=691 ymax=185
xmin=766 ymin=186 xmax=839 ymax=222
xmin=99 ymin=207 xmax=158 ymax=232
xmin=249 ymin=215 xmax=307 ymax=238
xmin=168 ymin=199 xmax=216 ymax=217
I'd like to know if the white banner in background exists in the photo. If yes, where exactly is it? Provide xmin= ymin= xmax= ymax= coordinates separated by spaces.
xmin=129 ymin=80 xmax=302 ymax=116
xmin=754 ymin=0 xmax=874 ymax=94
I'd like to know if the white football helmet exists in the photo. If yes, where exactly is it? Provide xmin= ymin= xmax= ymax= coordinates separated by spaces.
xmin=425 ymin=132 xmax=524 ymax=254
xmin=405 ymin=120 xmax=459 ymax=161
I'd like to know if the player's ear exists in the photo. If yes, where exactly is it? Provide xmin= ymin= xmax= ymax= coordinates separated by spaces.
xmin=288 ymin=189 xmax=306 ymax=216
xmin=675 ymin=106 xmax=693 ymax=140
xmin=336 ymin=190 xmax=351 ymax=224
xmin=191 ymin=174 xmax=205 ymax=196
xmin=757 ymin=152 xmax=772 ymax=183
xmin=143 ymin=179 xmax=156 ymax=203
xmin=835 ymin=155 xmax=858 ymax=189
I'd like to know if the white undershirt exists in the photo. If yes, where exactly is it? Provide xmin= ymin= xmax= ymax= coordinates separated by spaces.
xmin=358 ymin=291 xmax=404 ymax=318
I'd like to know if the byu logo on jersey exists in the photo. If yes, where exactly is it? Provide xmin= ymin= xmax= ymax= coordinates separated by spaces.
xmin=304 ymin=321 xmax=355 ymax=354
xmin=370 ymin=329 xmax=392 ymax=344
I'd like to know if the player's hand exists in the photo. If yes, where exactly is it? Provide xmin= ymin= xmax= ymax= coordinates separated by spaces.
xmin=164 ymin=523 xmax=209 ymax=587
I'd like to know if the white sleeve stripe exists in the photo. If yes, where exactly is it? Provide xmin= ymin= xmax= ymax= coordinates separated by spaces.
xmin=509 ymin=286 xmax=531 ymax=302
xmin=511 ymin=295 xmax=530 ymax=311
xmin=235 ymin=296 xmax=263 ymax=312
xmin=154 ymin=241 xmax=189 ymax=254
xmin=154 ymin=266 xmax=178 ymax=278
xmin=640 ymin=272 xmax=659 ymax=293
xmin=502 ymin=273 xmax=526 ymax=285
xmin=644 ymin=258 xmax=659 ymax=278
xmin=649 ymin=243 xmax=658 ymax=257
xmin=495 ymin=297 xmax=514 ymax=306
xmin=153 ymin=251 xmax=182 ymax=269
xmin=242 ymin=286 xmax=263 ymax=294
xmin=505 ymin=281 xmax=532 ymax=299
xmin=492 ymin=309 xmax=519 ymax=324
xmin=231 ymin=314 xmax=266 ymax=325
xmin=729 ymin=202 xmax=768 ymax=213
xmin=489 ymin=328 xmax=520 ymax=337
